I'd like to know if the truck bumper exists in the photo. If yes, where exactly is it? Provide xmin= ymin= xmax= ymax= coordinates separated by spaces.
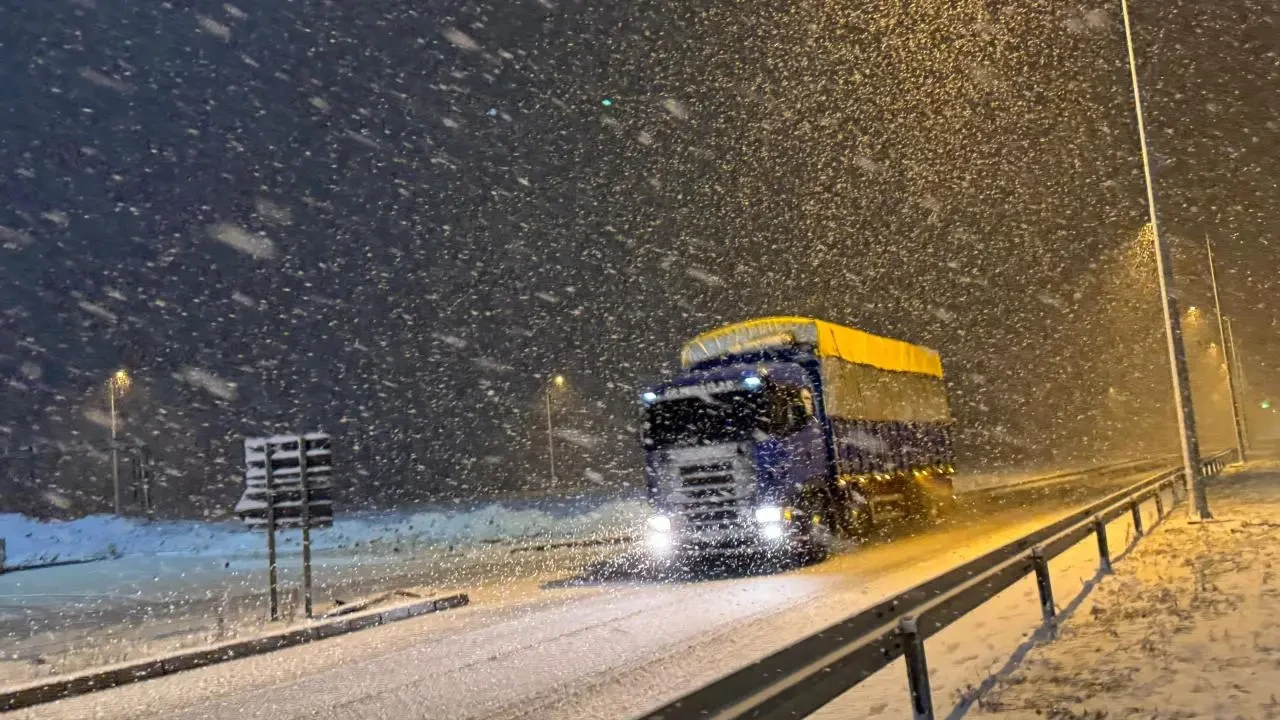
xmin=646 ymin=524 xmax=802 ymax=560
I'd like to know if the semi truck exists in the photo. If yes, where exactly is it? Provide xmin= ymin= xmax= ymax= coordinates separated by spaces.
xmin=640 ymin=317 xmax=955 ymax=563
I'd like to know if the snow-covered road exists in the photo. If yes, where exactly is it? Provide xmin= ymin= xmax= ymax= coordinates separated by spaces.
xmin=8 ymin=463 xmax=1173 ymax=720
xmin=1 ymin=461 xmax=1142 ymax=684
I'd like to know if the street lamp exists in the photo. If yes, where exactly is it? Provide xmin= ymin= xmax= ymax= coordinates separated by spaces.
xmin=1206 ymin=237 xmax=1248 ymax=463
xmin=1119 ymin=0 xmax=1209 ymax=520
xmin=106 ymin=369 xmax=132 ymax=516
xmin=1224 ymin=317 xmax=1251 ymax=454
xmin=545 ymin=375 xmax=566 ymax=486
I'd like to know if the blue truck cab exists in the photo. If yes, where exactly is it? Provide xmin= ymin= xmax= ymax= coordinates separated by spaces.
xmin=640 ymin=317 xmax=955 ymax=563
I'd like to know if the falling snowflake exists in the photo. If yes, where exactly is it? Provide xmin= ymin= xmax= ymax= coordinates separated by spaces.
xmin=196 ymin=15 xmax=231 ymax=41
xmin=208 ymin=223 xmax=276 ymax=259
xmin=442 ymin=28 xmax=480 ymax=51
xmin=177 ymin=367 xmax=238 ymax=401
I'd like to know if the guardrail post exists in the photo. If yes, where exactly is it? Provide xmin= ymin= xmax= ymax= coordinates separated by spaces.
xmin=1155 ymin=490 xmax=1165 ymax=519
xmin=1030 ymin=548 xmax=1056 ymax=635
xmin=1130 ymin=501 xmax=1143 ymax=537
xmin=1094 ymin=516 xmax=1111 ymax=574
xmin=898 ymin=616 xmax=935 ymax=720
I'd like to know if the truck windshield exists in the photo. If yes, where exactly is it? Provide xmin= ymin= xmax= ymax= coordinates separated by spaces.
xmin=641 ymin=386 xmax=809 ymax=449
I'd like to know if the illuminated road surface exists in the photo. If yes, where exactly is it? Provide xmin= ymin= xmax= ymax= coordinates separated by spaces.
xmin=14 ymin=466 xmax=1165 ymax=720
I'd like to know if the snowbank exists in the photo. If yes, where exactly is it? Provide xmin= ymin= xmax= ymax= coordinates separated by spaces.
xmin=0 ymin=497 xmax=648 ymax=568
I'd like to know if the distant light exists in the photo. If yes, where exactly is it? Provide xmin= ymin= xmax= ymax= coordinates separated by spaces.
xmin=107 ymin=369 xmax=132 ymax=394
xmin=552 ymin=375 xmax=566 ymax=388
xmin=642 ymin=391 xmax=659 ymax=404
xmin=1264 ymin=400 xmax=1273 ymax=410
xmin=743 ymin=376 xmax=763 ymax=389
xmin=761 ymin=524 xmax=785 ymax=541
xmin=601 ymin=98 xmax=614 ymax=107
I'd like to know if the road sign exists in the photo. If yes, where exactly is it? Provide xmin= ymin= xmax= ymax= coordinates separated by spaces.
xmin=236 ymin=432 xmax=334 ymax=619
xmin=236 ymin=433 xmax=334 ymax=528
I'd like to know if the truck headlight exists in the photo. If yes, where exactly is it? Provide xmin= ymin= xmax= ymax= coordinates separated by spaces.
xmin=646 ymin=531 xmax=673 ymax=554
xmin=754 ymin=506 xmax=783 ymax=523
xmin=646 ymin=515 xmax=672 ymax=533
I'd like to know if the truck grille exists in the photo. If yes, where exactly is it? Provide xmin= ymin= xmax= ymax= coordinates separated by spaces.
xmin=664 ymin=449 xmax=754 ymax=531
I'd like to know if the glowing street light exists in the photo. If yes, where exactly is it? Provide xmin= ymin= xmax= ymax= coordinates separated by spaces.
xmin=106 ymin=369 xmax=132 ymax=516
xmin=546 ymin=375 xmax=567 ymax=486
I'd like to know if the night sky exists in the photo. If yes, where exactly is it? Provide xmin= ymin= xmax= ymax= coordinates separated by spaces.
xmin=1 ymin=0 xmax=1277 ymax=517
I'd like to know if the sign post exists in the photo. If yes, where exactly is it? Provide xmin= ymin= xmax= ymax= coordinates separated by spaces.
xmin=299 ymin=442 xmax=313 ymax=619
xmin=237 ymin=433 xmax=333 ymax=620
xmin=263 ymin=444 xmax=280 ymax=619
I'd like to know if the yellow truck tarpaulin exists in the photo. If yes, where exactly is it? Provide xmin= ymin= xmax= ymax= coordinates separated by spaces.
xmin=679 ymin=316 xmax=943 ymax=378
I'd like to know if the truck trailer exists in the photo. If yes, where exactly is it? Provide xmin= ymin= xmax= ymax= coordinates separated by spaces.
xmin=640 ymin=317 xmax=955 ymax=563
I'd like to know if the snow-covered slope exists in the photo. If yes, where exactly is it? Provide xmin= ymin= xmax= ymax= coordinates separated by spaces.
xmin=0 ymin=497 xmax=647 ymax=567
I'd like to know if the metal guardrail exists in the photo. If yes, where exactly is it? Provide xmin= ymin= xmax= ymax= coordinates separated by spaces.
xmin=639 ymin=450 xmax=1235 ymax=720
xmin=959 ymin=454 xmax=1173 ymax=496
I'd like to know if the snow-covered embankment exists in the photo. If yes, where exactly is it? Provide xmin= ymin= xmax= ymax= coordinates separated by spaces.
xmin=0 ymin=497 xmax=648 ymax=568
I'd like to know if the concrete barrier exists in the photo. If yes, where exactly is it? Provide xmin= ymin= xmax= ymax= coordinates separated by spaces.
xmin=0 ymin=592 xmax=469 ymax=712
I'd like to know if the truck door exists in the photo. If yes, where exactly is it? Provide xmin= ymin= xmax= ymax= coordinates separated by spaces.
xmin=798 ymin=389 xmax=821 ymax=466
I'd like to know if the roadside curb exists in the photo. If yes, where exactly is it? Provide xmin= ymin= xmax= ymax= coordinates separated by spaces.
xmin=0 ymin=592 xmax=469 ymax=712
xmin=0 ymin=554 xmax=108 ymax=575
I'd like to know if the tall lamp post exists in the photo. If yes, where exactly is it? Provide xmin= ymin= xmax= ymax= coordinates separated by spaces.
xmin=1206 ymin=237 xmax=1248 ymax=463
xmin=1225 ymin=317 xmax=1251 ymax=454
xmin=1120 ymin=0 xmax=1210 ymax=520
xmin=545 ymin=375 xmax=566 ymax=486
xmin=106 ymin=369 xmax=132 ymax=516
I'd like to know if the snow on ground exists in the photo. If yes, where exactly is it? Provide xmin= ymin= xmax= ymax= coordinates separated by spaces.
xmin=0 ymin=497 xmax=648 ymax=568
xmin=974 ymin=460 xmax=1280 ymax=719
xmin=3 ymin=461 xmax=1194 ymax=717
xmin=3 ymin=500 xmax=1112 ymax=720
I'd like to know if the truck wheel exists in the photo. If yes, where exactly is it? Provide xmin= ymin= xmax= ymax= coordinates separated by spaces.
xmin=829 ymin=484 xmax=870 ymax=540
xmin=795 ymin=519 xmax=832 ymax=565
xmin=916 ymin=484 xmax=955 ymax=527
xmin=847 ymin=494 xmax=876 ymax=543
